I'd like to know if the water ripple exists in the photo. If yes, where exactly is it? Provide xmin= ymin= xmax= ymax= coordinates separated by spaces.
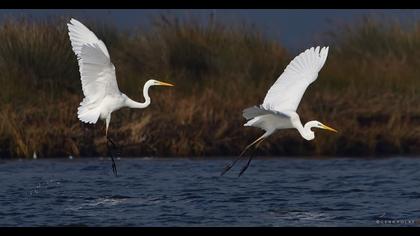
xmin=0 ymin=157 xmax=419 ymax=226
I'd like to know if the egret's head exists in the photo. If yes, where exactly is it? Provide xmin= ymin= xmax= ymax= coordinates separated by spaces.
xmin=147 ymin=79 xmax=175 ymax=87
xmin=304 ymin=121 xmax=337 ymax=141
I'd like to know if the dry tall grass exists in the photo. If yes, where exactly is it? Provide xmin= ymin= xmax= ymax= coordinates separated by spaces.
xmin=0 ymin=16 xmax=419 ymax=158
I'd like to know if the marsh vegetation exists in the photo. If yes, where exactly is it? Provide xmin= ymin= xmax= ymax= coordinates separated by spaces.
xmin=0 ymin=16 xmax=419 ymax=158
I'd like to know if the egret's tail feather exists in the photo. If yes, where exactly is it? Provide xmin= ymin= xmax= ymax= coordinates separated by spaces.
xmin=244 ymin=117 xmax=260 ymax=127
xmin=77 ymin=108 xmax=100 ymax=124
xmin=77 ymin=99 xmax=100 ymax=124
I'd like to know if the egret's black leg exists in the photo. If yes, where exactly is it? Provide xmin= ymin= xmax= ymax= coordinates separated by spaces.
xmin=238 ymin=139 xmax=264 ymax=177
xmin=106 ymin=136 xmax=118 ymax=177
xmin=220 ymin=135 xmax=265 ymax=176
xmin=237 ymin=152 xmax=255 ymax=177
xmin=220 ymin=143 xmax=253 ymax=176
xmin=220 ymin=154 xmax=247 ymax=176
xmin=110 ymin=154 xmax=118 ymax=177
xmin=107 ymin=136 xmax=121 ymax=156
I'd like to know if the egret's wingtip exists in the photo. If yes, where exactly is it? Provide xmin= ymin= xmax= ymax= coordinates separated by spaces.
xmin=67 ymin=19 xmax=76 ymax=27
xmin=320 ymin=46 xmax=329 ymax=55
xmin=69 ymin=18 xmax=80 ymax=25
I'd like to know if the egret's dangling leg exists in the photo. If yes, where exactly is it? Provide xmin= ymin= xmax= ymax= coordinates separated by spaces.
xmin=107 ymin=138 xmax=118 ymax=177
xmin=105 ymin=115 xmax=118 ymax=177
xmin=220 ymin=134 xmax=266 ymax=176
xmin=238 ymin=138 xmax=264 ymax=177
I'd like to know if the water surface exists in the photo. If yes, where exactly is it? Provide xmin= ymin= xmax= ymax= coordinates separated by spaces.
xmin=0 ymin=157 xmax=419 ymax=226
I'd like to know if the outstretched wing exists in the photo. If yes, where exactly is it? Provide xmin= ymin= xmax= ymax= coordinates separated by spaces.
xmin=67 ymin=18 xmax=120 ymax=105
xmin=262 ymin=46 xmax=329 ymax=112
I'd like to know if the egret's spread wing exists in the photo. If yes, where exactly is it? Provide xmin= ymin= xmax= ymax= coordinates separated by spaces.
xmin=67 ymin=18 xmax=120 ymax=104
xmin=79 ymin=44 xmax=120 ymax=102
xmin=262 ymin=46 xmax=329 ymax=112
xmin=67 ymin=18 xmax=110 ymax=59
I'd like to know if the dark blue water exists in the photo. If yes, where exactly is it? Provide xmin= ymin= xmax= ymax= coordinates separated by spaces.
xmin=0 ymin=157 xmax=419 ymax=226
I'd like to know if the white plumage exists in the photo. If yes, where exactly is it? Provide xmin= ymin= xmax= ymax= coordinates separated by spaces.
xmin=68 ymin=18 xmax=119 ymax=125
xmin=67 ymin=18 xmax=174 ymax=176
xmin=223 ymin=46 xmax=337 ymax=176
xmin=262 ymin=46 xmax=329 ymax=112
xmin=67 ymin=18 xmax=110 ymax=59
xmin=243 ymin=46 xmax=335 ymax=140
xmin=67 ymin=18 xmax=174 ymax=134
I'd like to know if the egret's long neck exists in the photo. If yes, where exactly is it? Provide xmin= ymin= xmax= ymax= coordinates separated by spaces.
xmin=292 ymin=118 xmax=315 ymax=141
xmin=125 ymin=83 xmax=152 ymax=109
xmin=295 ymin=121 xmax=308 ymax=137
xmin=302 ymin=121 xmax=317 ymax=140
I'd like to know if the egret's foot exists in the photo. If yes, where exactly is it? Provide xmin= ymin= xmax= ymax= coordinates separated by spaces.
xmin=220 ymin=156 xmax=244 ymax=176
xmin=220 ymin=163 xmax=233 ymax=176
xmin=221 ymin=137 xmax=263 ymax=177
xmin=238 ymin=152 xmax=254 ymax=177
xmin=106 ymin=136 xmax=119 ymax=177
xmin=222 ymin=141 xmax=256 ymax=176
xmin=111 ymin=155 xmax=118 ymax=177
xmin=238 ymin=144 xmax=259 ymax=177
xmin=238 ymin=160 xmax=252 ymax=177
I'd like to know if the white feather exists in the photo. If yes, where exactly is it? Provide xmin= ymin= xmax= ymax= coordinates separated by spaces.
xmin=262 ymin=46 xmax=329 ymax=112
xmin=67 ymin=18 xmax=121 ymax=124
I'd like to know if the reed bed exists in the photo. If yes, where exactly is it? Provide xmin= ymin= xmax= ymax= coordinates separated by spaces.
xmin=0 ymin=16 xmax=419 ymax=158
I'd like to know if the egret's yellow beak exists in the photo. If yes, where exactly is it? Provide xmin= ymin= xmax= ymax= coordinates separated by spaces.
xmin=157 ymin=81 xmax=175 ymax=87
xmin=321 ymin=124 xmax=338 ymax=133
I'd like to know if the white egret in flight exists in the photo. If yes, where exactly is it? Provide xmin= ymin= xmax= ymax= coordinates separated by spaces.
xmin=67 ymin=18 xmax=174 ymax=176
xmin=222 ymin=46 xmax=337 ymax=177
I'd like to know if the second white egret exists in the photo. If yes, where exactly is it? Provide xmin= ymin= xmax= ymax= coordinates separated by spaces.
xmin=222 ymin=46 xmax=337 ymax=176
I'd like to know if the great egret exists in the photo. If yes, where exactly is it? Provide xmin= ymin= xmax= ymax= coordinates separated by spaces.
xmin=67 ymin=18 xmax=174 ymax=176
xmin=222 ymin=46 xmax=337 ymax=177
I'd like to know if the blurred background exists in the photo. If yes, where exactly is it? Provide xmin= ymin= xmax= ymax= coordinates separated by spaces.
xmin=0 ymin=9 xmax=419 ymax=158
